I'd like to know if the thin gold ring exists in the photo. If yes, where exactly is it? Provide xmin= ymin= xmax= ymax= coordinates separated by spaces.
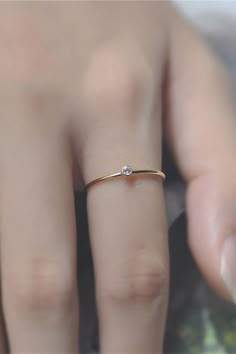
xmin=84 ymin=165 xmax=166 ymax=191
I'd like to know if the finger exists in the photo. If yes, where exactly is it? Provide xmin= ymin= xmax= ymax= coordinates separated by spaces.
xmin=0 ymin=94 xmax=79 ymax=353
xmin=0 ymin=284 xmax=8 ymax=353
xmin=80 ymin=49 xmax=169 ymax=353
xmin=165 ymin=7 xmax=236 ymax=303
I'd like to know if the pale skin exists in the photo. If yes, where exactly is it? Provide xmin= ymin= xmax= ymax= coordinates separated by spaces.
xmin=0 ymin=1 xmax=236 ymax=353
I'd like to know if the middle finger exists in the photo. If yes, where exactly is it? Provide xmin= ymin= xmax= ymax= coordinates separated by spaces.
xmin=79 ymin=47 xmax=169 ymax=353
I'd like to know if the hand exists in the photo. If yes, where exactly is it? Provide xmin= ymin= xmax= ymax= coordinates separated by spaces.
xmin=0 ymin=2 xmax=235 ymax=353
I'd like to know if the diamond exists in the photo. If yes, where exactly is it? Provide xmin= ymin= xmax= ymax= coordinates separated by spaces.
xmin=121 ymin=165 xmax=133 ymax=176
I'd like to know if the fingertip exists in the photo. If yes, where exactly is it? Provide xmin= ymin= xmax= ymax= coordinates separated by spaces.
xmin=220 ymin=235 xmax=236 ymax=304
xmin=187 ymin=172 xmax=236 ymax=304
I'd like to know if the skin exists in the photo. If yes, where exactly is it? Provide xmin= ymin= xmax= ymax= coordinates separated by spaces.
xmin=0 ymin=1 xmax=235 ymax=353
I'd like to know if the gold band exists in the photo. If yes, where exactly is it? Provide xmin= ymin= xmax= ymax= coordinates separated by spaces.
xmin=84 ymin=165 xmax=166 ymax=191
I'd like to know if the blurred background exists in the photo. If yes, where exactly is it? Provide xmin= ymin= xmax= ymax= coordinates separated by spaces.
xmin=175 ymin=0 xmax=236 ymax=90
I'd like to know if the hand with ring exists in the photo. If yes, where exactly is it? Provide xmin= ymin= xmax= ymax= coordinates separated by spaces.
xmin=0 ymin=2 xmax=235 ymax=353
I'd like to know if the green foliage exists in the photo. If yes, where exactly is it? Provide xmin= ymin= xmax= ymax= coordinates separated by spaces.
xmin=165 ymin=305 xmax=236 ymax=353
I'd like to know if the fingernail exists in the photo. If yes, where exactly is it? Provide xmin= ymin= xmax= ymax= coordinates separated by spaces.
xmin=220 ymin=235 xmax=236 ymax=304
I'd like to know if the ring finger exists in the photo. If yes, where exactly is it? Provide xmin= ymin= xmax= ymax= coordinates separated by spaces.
xmin=78 ymin=48 xmax=169 ymax=353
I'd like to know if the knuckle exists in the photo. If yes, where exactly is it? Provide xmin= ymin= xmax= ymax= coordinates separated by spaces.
xmin=5 ymin=258 xmax=74 ymax=313
xmin=0 ymin=89 xmax=66 ymax=131
xmin=0 ymin=9 xmax=61 ymax=85
xmin=82 ymin=45 xmax=153 ymax=120
xmin=18 ymin=89 xmax=65 ymax=123
xmin=104 ymin=254 xmax=169 ymax=304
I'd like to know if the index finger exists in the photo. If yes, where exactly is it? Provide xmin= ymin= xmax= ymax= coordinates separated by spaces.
xmin=166 ymin=5 xmax=236 ymax=302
